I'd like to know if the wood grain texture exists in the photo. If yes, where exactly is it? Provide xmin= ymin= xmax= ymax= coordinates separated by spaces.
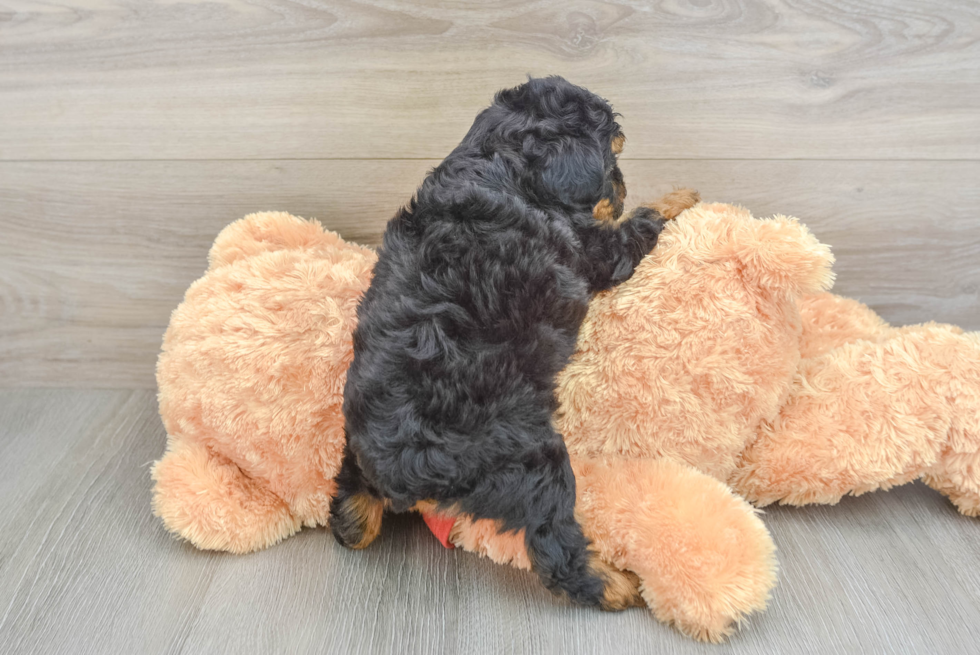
xmin=2 ymin=159 xmax=978 ymax=388
xmin=0 ymin=390 xmax=978 ymax=654
xmin=2 ymin=0 xmax=979 ymax=160
xmin=2 ymin=1 xmax=978 ymax=651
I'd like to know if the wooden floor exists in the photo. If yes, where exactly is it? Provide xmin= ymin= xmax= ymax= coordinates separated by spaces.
xmin=2 ymin=390 xmax=980 ymax=654
xmin=2 ymin=0 xmax=979 ymax=652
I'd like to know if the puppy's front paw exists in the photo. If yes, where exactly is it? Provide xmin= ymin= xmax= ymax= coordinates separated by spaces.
xmin=647 ymin=188 xmax=700 ymax=221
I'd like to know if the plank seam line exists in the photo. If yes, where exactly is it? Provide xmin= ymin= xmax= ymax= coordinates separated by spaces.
xmin=1 ymin=158 xmax=978 ymax=164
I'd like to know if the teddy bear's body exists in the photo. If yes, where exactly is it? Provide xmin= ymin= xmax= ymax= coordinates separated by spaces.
xmin=153 ymin=201 xmax=980 ymax=641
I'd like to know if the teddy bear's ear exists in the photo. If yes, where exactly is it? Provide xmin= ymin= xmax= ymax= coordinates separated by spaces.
xmin=730 ymin=214 xmax=836 ymax=297
xmin=658 ymin=203 xmax=834 ymax=298
xmin=207 ymin=211 xmax=339 ymax=270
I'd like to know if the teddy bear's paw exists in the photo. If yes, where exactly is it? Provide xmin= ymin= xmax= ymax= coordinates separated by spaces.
xmin=926 ymin=475 xmax=980 ymax=517
xmin=635 ymin=486 xmax=777 ymax=642
xmin=927 ymin=332 xmax=980 ymax=516
xmin=659 ymin=606 xmax=740 ymax=644
xmin=571 ymin=457 xmax=777 ymax=641
xmin=646 ymin=188 xmax=700 ymax=221
xmin=924 ymin=444 xmax=980 ymax=517
xmin=151 ymin=439 xmax=301 ymax=553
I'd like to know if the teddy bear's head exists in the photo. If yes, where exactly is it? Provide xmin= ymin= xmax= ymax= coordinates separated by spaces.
xmin=153 ymin=212 xmax=376 ymax=552
xmin=557 ymin=202 xmax=835 ymax=480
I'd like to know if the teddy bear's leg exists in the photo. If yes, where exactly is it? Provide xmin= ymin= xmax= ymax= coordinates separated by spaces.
xmin=922 ymin=331 xmax=980 ymax=516
xmin=923 ymin=432 xmax=980 ymax=516
xmin=797 ymin=293 xmax=893 ymax=359
xmin=732 ymin=326 xmax=980 ymax=513
xmin=449 ymin=456 xmax=776 ymax=642
xmin=152 ymin=438 xmax=301 ymax=553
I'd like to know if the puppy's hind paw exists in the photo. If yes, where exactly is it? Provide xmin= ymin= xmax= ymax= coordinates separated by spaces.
xmin=330 ymin=493 xmax=384 ymax=550
xmin=591 ymin=555 xmax=645 ymax=611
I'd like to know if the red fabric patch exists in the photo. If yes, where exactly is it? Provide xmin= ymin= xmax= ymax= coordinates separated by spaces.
xmin=421 ymin=512 xmax=456 ymax=549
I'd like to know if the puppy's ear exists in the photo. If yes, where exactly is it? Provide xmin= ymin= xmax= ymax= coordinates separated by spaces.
xmin=538 ymin=137 xmax=605 ymax=208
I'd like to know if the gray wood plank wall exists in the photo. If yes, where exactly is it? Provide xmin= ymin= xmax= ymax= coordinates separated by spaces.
xmin=2 ymin=0 xmax=979 ymax=387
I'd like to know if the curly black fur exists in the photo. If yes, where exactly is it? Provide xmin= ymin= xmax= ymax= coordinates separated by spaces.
xmin=331 ymin=76 xmax=666 ymax=607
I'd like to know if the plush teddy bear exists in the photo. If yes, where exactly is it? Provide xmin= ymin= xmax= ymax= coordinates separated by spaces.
xmin=552 ymin=200 xmax=980 ymax=517
xmin=152 ymin=196 xmax=980 ymax=642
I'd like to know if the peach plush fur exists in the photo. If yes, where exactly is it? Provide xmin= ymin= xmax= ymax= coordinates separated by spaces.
xmin=152 ymin=199 xmax=980 ymax=642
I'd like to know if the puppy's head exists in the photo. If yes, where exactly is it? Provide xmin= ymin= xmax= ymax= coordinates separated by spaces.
xmin=460 ymin=76 xmax=627 ymax=221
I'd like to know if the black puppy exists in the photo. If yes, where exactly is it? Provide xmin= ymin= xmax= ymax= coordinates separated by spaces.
xmin=331 ymin=76 xmax=666 ymax=609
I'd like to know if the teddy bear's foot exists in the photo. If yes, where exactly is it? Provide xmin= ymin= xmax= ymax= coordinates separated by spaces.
xmin=923 ymin=332 xmax=980 ymax=515
xmin=930 ymin=332 xmax=980 ymax=516
xmin=573 ymin=457 xmax=776 ymax=642
xmin=152 ymin=439 xmax=301 ymax=553
xmin=924 ymin=456 xmax=980 ymax=517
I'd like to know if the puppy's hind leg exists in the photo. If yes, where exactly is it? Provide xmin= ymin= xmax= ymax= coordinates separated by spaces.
xmin=463 ymin=437 xmax=642 ymax=610
xmin=529 ymin=504 xmax=643 ymax=611
xmin=329 ymin=441 xmax=384 ymax=550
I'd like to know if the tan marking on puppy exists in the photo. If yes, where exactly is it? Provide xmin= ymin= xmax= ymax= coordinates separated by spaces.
xmin=593 ymin=198 xmax=618 ymax=223
xmin=648 ymin=188 xmax=700 ymax=221
xmin=611 ymin=133 xmax=626 ymax=155
xmin=345 ymin=493 xmax=384 ymax=549
xmin=590 ymin=550 xmax=645 ymax=610
xmin=412 ymin=499 xmax=439 ymax=514
xmin=412 ymin=499 xmax=459 ymax=516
